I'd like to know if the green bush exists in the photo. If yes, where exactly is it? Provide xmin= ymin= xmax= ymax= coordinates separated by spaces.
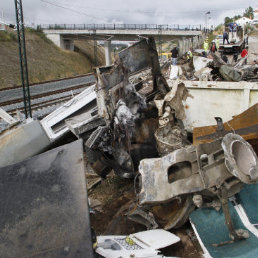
xmin=0 ymin=31 xmax=17 ymax=42
xmin=244 ymin=24 xmax=254 ymax=34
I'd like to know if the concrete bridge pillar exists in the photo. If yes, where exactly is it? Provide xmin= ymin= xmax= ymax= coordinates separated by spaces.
xmin=104 ymin=40 xmax=112 ymax=66
xmin=46 ymin=34 xmax=74 ymax=51
xmin=46 ymin=34 xmax=65 ymax=49
xmin=178 ymin=38 xmax=185 ymax=57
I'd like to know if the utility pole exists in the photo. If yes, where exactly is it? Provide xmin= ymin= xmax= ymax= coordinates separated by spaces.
xmin=205 ymin=11 xmax=210 ymax=31
xmin=14 ymin=0 xmax=32 ymax=118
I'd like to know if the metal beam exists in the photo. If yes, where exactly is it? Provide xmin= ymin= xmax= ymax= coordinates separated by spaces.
xmin=14 ymin=0 xmax=32 ymax=118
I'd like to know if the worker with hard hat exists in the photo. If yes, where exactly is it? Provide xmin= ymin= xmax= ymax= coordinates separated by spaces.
xmin=186 ymin=47 xmax=193 ymax=61
xmin=215 ymin=36 xmax=220 ymax=50
xmin=203 ymin=37 xmax=209 ymax=56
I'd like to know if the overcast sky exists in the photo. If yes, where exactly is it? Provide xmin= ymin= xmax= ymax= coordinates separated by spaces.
xmin=0 ymin=0 xmax=257 ymax=27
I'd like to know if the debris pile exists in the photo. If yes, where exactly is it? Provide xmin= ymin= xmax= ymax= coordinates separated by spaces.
xmin=0 ymin=37 xmax=258 ymax=258
xmin=169 ymin=51 xmax=258 ymax=82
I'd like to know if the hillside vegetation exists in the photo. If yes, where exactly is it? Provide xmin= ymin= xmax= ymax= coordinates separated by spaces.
xmin=0 ymin=28 xmax=104 ymax=89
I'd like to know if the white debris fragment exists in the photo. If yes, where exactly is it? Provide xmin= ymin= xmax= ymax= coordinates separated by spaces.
xmin=96 ymin=229 xmax=180 ymax=258
xmin=193 ymin=56 xmax=213 ymax=72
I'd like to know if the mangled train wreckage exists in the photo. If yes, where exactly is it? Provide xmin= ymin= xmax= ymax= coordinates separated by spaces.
xmin=0 ymin=37 xmax=258 ymax=257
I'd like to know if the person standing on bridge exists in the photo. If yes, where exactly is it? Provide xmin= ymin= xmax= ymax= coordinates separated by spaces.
xmin=171 ymin=46 xmax=179 ymax=65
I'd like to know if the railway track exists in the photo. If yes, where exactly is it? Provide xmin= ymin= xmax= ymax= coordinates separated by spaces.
xmin=0 ymin=74 xmax=96 ymax=117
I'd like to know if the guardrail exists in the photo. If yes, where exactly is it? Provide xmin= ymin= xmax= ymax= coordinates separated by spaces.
xmin=39 ymin=23 xmax=204 ymax=31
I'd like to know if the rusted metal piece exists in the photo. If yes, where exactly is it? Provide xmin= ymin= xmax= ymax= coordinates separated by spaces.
xmin=0 ymin=140 xmax=93 ymax=257
xmin=127 ymin=206 xmax=159 ymax=230
xmin=193 ymin=103 xmax=258 ymax=148
xmin=218 ymin=186 xmax=249 ymax=241
xmin=150 ymin=196 xmax=195 ymax=230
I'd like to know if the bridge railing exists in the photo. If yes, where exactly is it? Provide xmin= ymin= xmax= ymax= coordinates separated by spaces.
xmin=39 ymin=24 xmax=203 ymax=31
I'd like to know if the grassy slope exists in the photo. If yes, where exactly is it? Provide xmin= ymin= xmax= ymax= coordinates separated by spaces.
xmin=74 ymin=40 xmax=105 ymax=66
xmin=0 ymin=28 xmax=103 ymax=89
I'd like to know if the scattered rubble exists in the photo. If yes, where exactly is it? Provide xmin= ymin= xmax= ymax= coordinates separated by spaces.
xmin=1 ymin=36 xmax=258 ymax=258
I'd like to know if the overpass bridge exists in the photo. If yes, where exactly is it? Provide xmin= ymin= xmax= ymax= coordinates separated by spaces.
xmin=41 ymin=24 xmax=205 ymax=65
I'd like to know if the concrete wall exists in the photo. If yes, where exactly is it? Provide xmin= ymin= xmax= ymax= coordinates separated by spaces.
xmin=46 ymin=33 xmax=74 ymax=51
xmin=178 ymin=35 xmax=204 ymax=57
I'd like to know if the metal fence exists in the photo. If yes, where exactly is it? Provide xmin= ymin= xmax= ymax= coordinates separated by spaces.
xmin=38 ymin=23 xmax=203 ymax=31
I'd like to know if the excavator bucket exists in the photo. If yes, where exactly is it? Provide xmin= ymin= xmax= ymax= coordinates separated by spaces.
xmin=0 ymin=140 xmax=93 ymax=257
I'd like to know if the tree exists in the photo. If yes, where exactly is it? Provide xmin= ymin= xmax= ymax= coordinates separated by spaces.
xmin=233 ymin=15 xmax=242 ymax=21
xmin=224 ymin=16 xmax=233 ymax=25
xmin=243 ymin=6 xmax=254 ymax=19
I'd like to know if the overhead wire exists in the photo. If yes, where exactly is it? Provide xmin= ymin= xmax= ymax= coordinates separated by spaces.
xmin=40 ymin=0 xmax=252 ymax=16
xmin=40 ymin=0 xmax=97 ymax=19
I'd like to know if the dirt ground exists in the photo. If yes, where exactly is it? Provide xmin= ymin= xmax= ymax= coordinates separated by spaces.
xmin=87 ymin=165 xmax=203 ymax=257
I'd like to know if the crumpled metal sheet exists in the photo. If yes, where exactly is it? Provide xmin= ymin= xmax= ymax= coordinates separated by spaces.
xmin=154 ymin=82 xmax=192 ymax=155
xmin=118 ymin=39 xmax=153 ymax=74
xmin=0 ymin=140 xmax=93 ymax=258
xmin=219 ymin=65 xmax=242 ymax=81
xmin=163 ymin=82 xmax=193 ymax=121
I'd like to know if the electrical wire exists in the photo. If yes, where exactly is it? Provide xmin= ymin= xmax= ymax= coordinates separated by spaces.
xmin=41 ymin=0 xmax=253 ymax=16
xmin=40 ymin=0 xmax=97 ymax=19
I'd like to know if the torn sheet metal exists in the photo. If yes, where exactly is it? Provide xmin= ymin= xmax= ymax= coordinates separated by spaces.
xmin=219 ymin=65 xmax=242 ymax=81
xmin=41 ymin=84 xmax=96 ymax=141
xmin=193 ymin=104 xmax=258 ymax=149
xmin=0 ymin=119 xmax=51 ymax=167
xmin=87 ymin=38 xmax=169 ymax=178
xmin=95 ymin=37 xmax=169 ymax=121
xmin=163 ymin=81 xmax=193 ymax=121
xmin=96 ymin=229 xmax=180 ymax=258
xmin=210 ymin=52 xmax=227 ymax=68
xmin=65 ymin=106 xmax=105 ymax=139
xmin=154 ymin=81 xmax=192 ymax=155
xmin=0 ymin=140 xmax=93 ymax=257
